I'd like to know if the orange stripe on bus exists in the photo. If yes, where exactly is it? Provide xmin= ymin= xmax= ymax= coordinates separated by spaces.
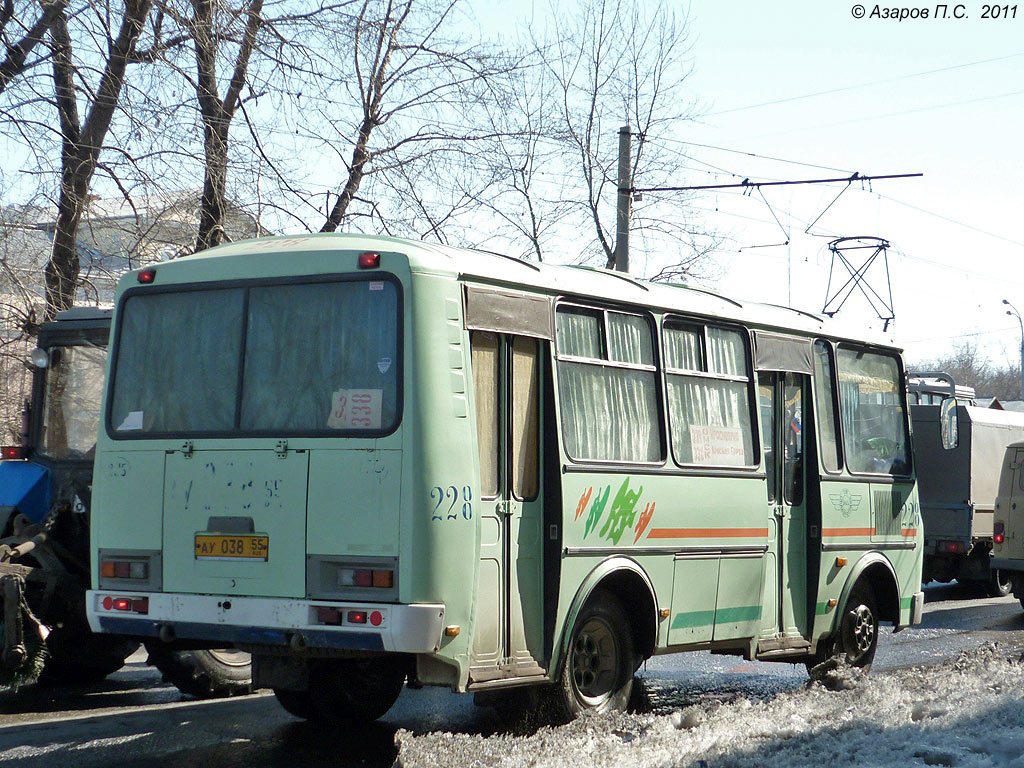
xmin=646 ymin=527 xmax=769 ymax=539
xmin=901 ymin=528 xmax=918 ymax=537
xmin=822 ymin=527 xmax=875 ymax=537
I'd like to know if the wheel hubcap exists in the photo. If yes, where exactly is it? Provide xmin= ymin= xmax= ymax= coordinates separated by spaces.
xmin=845 ymin=604 xmax=875 ymax=658
xmin=571 ymin=617 xmax=618 ymax=705
xmin=206 ymin=649 xmax=252 ymax=668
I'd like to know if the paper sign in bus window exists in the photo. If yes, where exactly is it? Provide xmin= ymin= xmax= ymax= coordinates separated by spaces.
xmin=688 ymin=424 xmax=746 ymax=466
xmin=327 ymin=389 xmax=383 ymax=429
xmin=117 ymin=411 xmax=144 ymax=431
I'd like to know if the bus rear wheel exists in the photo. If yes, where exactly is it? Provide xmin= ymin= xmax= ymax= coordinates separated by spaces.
xmin=274 ymin=658 xmax=405 ymax=724
xmin=553 ymin=591 xmax=635 ymax=720
xmin=145 ymin=644 xmax=253 ymax=699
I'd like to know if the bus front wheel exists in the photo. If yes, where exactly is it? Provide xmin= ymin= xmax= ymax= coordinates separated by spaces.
xmin=808 ymin=582 xmax=879 ymax=678
xmin=554 ymin=591 xmax=636 ymax=720
xmin=274 ymin=658 xmax=405 ymax=724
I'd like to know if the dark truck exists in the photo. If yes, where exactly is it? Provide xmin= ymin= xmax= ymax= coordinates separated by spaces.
xmin=0 ymin=308 xmax=251 ymax=694
xmin=910 ymin=375 xmax=1024 ymax=596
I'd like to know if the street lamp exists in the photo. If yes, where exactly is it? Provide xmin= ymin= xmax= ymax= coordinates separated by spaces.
xmin=1003 ymin=298 xmax=1024 ymax=401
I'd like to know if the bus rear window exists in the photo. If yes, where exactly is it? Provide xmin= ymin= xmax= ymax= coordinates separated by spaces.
xmin=109 ymin=278 xmax=400 ymax=437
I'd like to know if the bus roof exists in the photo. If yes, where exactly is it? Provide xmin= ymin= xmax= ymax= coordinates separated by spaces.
xmin=156 ymin=233 xmax=899 ymax=351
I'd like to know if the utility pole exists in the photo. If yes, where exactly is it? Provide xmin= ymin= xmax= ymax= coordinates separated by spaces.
xmin=614 ymin=125 xmax=631 ymax=273
xmin=1004 ymin=299 xmax=1024 ymax=400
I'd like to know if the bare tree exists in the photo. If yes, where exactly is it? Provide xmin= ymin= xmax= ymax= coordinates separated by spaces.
xmin=315 ymin=0 xmax=517 ymax=236
xmin=913 ymin=340 xmax=1023 ymax=401
xmin=517 ymin=0 xmax=717 ymax=274
xmin=0 ymin=0 xmax=67 ymax=97
xmin=44 ymin=0 xmax=155 ymax=319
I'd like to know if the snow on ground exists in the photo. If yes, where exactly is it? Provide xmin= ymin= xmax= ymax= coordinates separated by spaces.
xmin=395 ymin=644 xmax=1024 ymax=768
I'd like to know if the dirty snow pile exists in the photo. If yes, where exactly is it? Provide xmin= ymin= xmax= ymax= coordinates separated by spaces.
xmin=395 ymin=644 xmax=1024 ymax=768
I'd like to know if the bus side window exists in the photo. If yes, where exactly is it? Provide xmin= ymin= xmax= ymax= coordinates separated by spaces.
xmin=471 ymin=332 xmax=500 ymax=499
xmin=511 ymin=337 xmax=539 ymax=501
xmin=760 ymin=381 xmax=776 ymax=502
xmin=812 ymin=340 xmax=842 ymax=472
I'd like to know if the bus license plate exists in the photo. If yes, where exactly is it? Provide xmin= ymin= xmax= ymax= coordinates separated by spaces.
xmin=194 ymin=534 xmax=269 ymax=561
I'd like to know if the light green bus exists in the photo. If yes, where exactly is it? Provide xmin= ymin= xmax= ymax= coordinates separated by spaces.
xmin=88 ymin=234 xmax=929 ymax=721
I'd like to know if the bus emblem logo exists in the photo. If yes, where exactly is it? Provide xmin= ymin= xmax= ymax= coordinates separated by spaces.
xmin=830 ymin=490 xmax=862 ymax=518
xmin=378 ymin=357 xmax=392 ymax=373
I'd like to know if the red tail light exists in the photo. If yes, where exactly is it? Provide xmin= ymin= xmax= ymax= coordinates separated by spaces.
xmin=995 ymin=522 xmax=1005 ymax=545
xmin=357 ymin=252 xmax=380 ymax=269
xmin=137 ymin=268 xmax=157 ymax=283
xmin=1 ymin=446 xmax=25 ymax=460
xmin=346 ymin=611 xmax=367 ymax=624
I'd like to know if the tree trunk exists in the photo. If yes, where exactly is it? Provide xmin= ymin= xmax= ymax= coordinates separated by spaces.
xmin=44 ymin=0 xmax=153 ymax=321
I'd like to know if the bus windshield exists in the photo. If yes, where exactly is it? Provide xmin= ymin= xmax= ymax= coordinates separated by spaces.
xmin=837 ymin=347 xmax=911 ymax=475
xmin=109 ymin=278 xmax=401 ymax=437
xmin=41 ymin=343 xmax=107 ymax=459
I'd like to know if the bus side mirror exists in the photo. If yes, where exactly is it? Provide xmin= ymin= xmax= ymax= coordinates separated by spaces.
xmin=940 ymin=397 xmax=959 ymax=450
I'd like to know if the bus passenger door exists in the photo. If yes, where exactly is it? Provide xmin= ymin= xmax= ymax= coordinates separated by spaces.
xmin=469 ymin=332 xmax=545 ymax=680
xmin=761 ymin=372 xmax=810 ymax=643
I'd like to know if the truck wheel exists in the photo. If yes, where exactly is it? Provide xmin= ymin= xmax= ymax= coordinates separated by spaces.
xmin=273 ymin=658 xmax=405 ymax=723
xmin=989 ymin=569 xmax=1013 ymax=598
xmin=145 ymin=644 xmax=252 ymax=699
xmin=41 ymin=629 xmax=139 ymax=685
xmin=551 ymin=591 xmax=636 ymax=721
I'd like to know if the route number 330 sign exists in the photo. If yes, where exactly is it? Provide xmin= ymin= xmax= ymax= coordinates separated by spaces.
xmin=327 ymin=389 xmax=383 ymax=429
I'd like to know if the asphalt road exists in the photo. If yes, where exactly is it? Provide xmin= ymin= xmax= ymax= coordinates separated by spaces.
xmin=1 ymin=582 xmax=1022 ymax=768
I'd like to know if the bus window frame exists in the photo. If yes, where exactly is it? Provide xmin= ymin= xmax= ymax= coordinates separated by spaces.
xmin=834 ymin=342 xmax=914 ymax=480
xmin=661 ymin=315 xmax=761 ymax=472
xmin=553 ymin=298 xmax=666 ymax=468
xmin=812 ymin=338 xmax=845 ymax=476
xmin=105 ymin=272 xmax=405 ymax=442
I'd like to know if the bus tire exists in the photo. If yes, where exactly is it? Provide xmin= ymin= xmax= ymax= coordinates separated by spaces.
xmin=40 ymin=630 xmax=138 ymax=685
xmin=808 ymin=581 xmax=879 ymax=680
xmin=554 ymin=591 xmax=635 ymax=720
xmin=145 ymin=644 xmax=253 ymax=699
xmin=274 ymin=658 xmax=405 ymax=724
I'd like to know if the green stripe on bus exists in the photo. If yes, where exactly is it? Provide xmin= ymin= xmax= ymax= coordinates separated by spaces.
xmin=900 ymin=597 xmax=913 ymax=610
xmin=815 ymin=602 xmax=831 ymax=615
xmin=671 ymin=606 xmax=761 ymax=629
xmin=671 ymin=610 xmax=716 ymax=629
xmin=715 ymin=605 xmax=762 ymax=624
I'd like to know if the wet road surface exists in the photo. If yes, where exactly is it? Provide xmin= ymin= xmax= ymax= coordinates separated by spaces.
xmin=2 ymin=582 xmax=1022 ymax=767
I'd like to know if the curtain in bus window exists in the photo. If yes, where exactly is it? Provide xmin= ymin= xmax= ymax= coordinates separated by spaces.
xmin=663 ymin=325 xmax=703 ymax=371
xmin=837 ymin=348 xmax=910 ymax=475
xmin=240 ymin=281 xmax=399 ymax=432
xmin=707 ymin=328 xmax=746 ymax=376
xmin=511 ymin=337 xmax=539 ymax=499
xmin=558 ymin=362 xmax=660 ymax=462
xmin=110 ymin=289 xmax=244 ymax=433
xmin=471 ymin=332 xmax=500 ymax=498
xmin=555 ymin=308 xmax=602 ymax=358
xmin=667 ymin=375 xmax=754 ymax=466
xmin=607 ymin=313 xmax=653 ymax=365
xmin=812 ymin=341 xmax=841 ymax=472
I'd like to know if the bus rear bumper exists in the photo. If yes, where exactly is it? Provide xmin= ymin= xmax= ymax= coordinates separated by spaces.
xmin=86 ymin=590 xmax=446 ymax=654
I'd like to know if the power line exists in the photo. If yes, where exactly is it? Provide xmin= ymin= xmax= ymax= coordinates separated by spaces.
xmin=653 ymin=137 xmax=854 ymax=175
xmin=876 ymin=193 xmax=1024 ymax=249
xmin=903 ymin=324 xmax=1021 ymax=343
xmin=706 ymin=53 xmax=1024 ymax=116
xmin=632 ymin=172 xmax=922 ymax=194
